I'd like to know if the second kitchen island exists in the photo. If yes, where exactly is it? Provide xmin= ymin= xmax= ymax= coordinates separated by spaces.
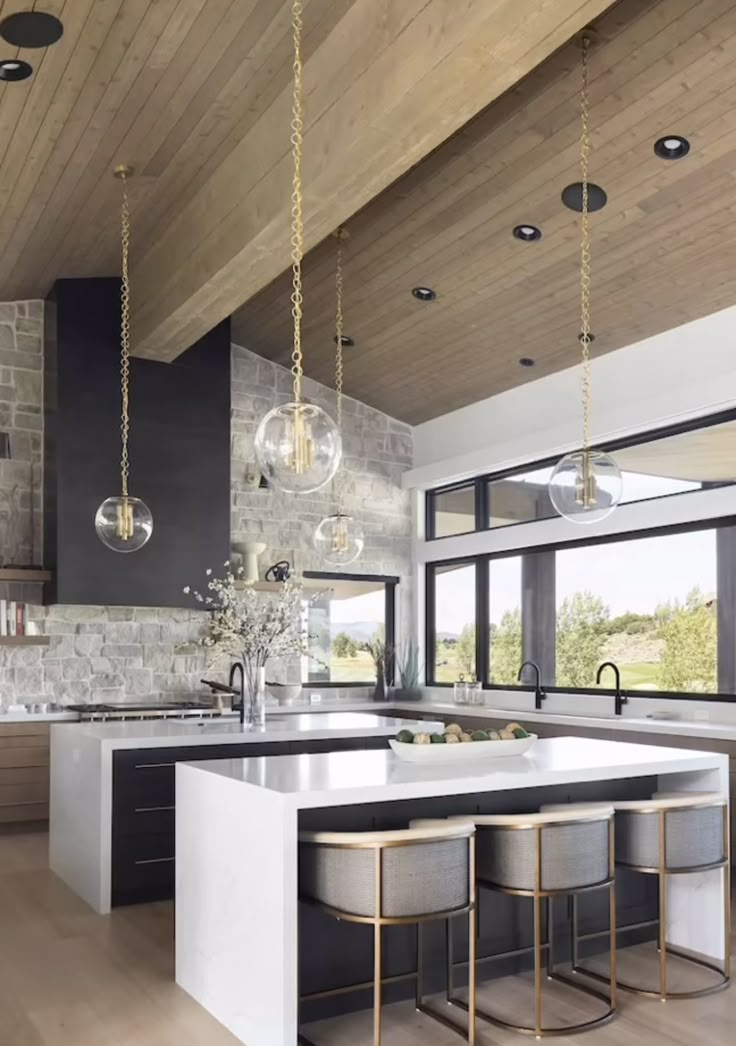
xmin=49 ymin=712 xmax=438 ymax=913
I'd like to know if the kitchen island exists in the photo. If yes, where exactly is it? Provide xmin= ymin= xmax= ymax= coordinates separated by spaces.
xmin=176 ymin=736 xmax=729 ymax=1046
xmin=50 ymin=713 xmax=438 ymax=913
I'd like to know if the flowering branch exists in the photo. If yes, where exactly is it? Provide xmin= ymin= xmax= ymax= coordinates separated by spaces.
xmin=183 ymin=563 xmax=320 ymax=672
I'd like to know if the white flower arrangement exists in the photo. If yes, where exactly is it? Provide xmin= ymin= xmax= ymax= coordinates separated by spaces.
xmin=184 ymin=562 xmax=317 ymax=674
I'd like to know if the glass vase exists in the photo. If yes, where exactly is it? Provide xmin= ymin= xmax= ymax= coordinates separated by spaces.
xmin=243 ymin=663 xmax=266 ymax=729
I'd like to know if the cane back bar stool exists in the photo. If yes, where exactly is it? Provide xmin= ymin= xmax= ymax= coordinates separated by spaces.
xmin=445 ymin=808 xmax=617 ymax=1038
xmin=298 ymin=821 xmax=476 ymax=1046
xmin=545 ymin=793 xmax=730 ymax=1001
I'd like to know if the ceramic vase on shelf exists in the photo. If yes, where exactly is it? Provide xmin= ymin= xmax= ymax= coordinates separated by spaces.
xmin=233 ymin=540 xmax=266 ymax=583
xmin=243 ymin=662 xmax=267 ymax=729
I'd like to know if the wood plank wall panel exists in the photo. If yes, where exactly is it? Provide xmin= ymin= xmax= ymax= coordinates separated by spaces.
xmin=233 ymin=0 xmax=736 ymax=423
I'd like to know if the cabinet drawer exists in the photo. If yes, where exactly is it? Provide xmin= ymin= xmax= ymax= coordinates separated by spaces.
xmin=112 ymin=836 xmax=175 ymax=907
xmin=0 ymin=801 xmax=48 ymax=823
xmin=114 ymin=803 xmax=175 ymax=838
xmin=0 ymin=747 xmax=48 ymax=769
xmin=0 ymin=765 xmax=48 ymax=786
xmin=0 ymin=780 xmax=49 ymax=806
xmin=0 ymin=724 xmax=49 ymax=740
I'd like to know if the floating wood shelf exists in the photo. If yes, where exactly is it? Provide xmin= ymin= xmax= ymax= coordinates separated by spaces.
xmin=236 ymin=579 xmax=331 ymax=594
xmin=0 ymin=569 xmax=52 ymax=582
xmin=0 ymin=636 xmax=50 ymax=647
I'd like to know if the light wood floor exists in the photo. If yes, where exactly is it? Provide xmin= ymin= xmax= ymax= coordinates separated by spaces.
xmin=1 ymin=828 xmax=733 ymax=1045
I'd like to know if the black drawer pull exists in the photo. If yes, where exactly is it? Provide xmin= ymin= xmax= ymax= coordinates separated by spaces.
xmin=134 ymin=856 xmax=174 ymax=866
xmin=134 ymin=805 xmax=175 ymax=813
xmin=133 ymin=762 xmax=175 ymax=769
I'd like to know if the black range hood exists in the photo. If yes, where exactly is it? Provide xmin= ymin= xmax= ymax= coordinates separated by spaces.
xmin=43 ymin=278 xmax=230 ymax=608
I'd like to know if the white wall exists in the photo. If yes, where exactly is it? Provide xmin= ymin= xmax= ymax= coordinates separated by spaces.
xmin=407 ymin=304 xmax=736 ymax=490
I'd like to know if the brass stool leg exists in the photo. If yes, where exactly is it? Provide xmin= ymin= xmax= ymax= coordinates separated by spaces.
xmin=374 ymin=921 xmax=382 ymax=1046
xmin=534 ymin=893 xmax=544 ymax=1037
xmin=416 ymin=922 xmax=423 ymax=1010
xmin=468 ymin=898 xmax=476 ymax=1045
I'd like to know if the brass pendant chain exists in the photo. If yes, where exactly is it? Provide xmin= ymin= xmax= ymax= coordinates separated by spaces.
xmin=333 ymin=228 xmax=345 ymax=511
xmin=115 ymin=165 xmax=132 ymax=499
xmin=579 ymin=33 xmax=592 ymax=458
xmin=290 ymin=0 xmax=304 ymax=404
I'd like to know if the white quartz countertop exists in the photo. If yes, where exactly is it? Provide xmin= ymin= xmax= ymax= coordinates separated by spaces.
xmin=273 ymin=698 xmax=736 ymax=744
xmin=181 ymin=735 xmax=724 ymax=809
xmin=0 ymin=711 xmax=78 ymax=723
xmin=53 ymin=712 xmax=440 ymax=751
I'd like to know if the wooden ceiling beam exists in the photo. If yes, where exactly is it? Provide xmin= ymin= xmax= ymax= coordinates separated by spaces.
xmin=129 ymin=0 xmax=617 ymax=362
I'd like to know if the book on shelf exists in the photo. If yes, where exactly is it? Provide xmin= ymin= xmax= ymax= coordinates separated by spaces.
xmin=15 ymin=603 xmax=25 ymax=637
xmin=8 ymin=601 xmax=16 ymax=637
xmin=0 ymin=599 xmax=6 ymax=637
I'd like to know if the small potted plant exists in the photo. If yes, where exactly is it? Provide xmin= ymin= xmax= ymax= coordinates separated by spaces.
xmin=365 ymin=637 xmax=392 ymax=702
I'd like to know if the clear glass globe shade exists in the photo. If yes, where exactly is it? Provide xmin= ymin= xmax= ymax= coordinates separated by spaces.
xmin=95 ymin=495 xmax=153 ymax=552
xmin=314 ymin=513 xmax=364 ymax=566
xmin=548 ymin=450 xmax=622 ymax=525
xmin=255 ymin=401 xmax=342 ymax=494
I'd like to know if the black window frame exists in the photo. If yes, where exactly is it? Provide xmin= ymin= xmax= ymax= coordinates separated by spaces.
xmin=425 ymin=407 xmax=736 ymax=541
xmin=303 ymin=570 xmax=398 ymax=688
xmin=425 ymin=517 xmax=736 ymax=701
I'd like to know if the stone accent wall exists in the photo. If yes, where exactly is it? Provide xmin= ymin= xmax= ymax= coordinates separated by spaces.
xmin=230 ymin=345 xmax=413 ymax=618
xmin=0 ymin=308 xmax=414 ymax=706
xmin=0 ymin=301 xmax=43 ymax=567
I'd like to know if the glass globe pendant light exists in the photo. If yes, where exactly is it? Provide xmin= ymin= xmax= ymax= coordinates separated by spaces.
xmin=314 ymin=228 xmax=364 ymax=565
xmin=548 ymin=32 xmax=622 ymax=525
xmin=95 ymin=165 xmax=153 ymax=552
xmin=254 ymin=0 xmax=341 ymax=494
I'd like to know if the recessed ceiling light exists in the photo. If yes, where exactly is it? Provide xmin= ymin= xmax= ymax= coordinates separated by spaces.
xmin=519 ymin=357 xmax=536 ymax=367
xmin=654 ymin=135 xmax=690 ymax=160
xmin=578 ymin=332 xmax=596 ymax=344
xmin=0 ymin=59 xmax=31 ymax=81
xmin=411 ymin=286 xmax=436 ymax=302
xmin=333 ymin=334 xmax=354 ymax=347
xmin=561 ymin=182 xmax=607 ymax=212
xmin=513 ymin=224 xmax=542 ymax=242
xmin=0 ymin=12 xmax=63 ymax=48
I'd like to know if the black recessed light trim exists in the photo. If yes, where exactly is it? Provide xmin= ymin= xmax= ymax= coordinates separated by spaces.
xmin=513 ymin=224 xmax=542 ymax=242
xmin=654 ymin=135 xmax=690 ymax=160
xmin=0 ymin=12 xmax=64 ymax=48
xmin=412 ymin=286 xmax=436 ymax=302
xmin=519 ymin=357 xmax=536 ymax=368
xmin=333 ymin=334 xmax=355 ymax=347
xmin=562 ymin=182 xmax=607 ymax=213
xmin=578 ymin=332 xmax=596 ymax=344
xmin=0 ymin=59 xmax=32 ymax=81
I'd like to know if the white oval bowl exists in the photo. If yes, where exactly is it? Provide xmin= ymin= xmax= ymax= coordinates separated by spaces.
xmin=389 ymin=734 xmax=537 ymax=763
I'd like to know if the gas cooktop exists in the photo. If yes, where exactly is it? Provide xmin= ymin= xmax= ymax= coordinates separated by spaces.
xmin=67 ymin=701 xmax=224 ymax=721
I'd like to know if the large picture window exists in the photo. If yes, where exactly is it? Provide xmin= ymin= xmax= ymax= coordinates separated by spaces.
xmin=556 ymin=529 xmax=717 ymax=693
xmin=428 ymin=561 xmax=477 ymax=683
xmin=426 ymin=523 xmax=727 ymax=698
xmin=304 ymin=573 xmax=397 ymax=685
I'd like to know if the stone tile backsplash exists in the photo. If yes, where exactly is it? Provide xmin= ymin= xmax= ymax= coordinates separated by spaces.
xmin=0 ymin=305 xmax=413 ymax=706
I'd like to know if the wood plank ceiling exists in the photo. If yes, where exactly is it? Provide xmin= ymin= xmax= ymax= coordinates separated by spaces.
xmin=233 ymin=0 xmax=736 ymax=424
xmin=0 ymin=0 xmax=614 ymax=365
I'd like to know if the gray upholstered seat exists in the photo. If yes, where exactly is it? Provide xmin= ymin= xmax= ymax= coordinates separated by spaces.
xmin=299 ymin=822 xmax=473 ymax=919
xmin=444 ymin=809 xmax=614 ymax=894
xmin=541 ymin=793 xmax=726 ymax=871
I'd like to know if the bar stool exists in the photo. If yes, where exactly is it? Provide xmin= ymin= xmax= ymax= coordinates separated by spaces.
xmin=545 ymin=793 xmax=730 ymax=1000
xmin=445 ymin=808 xmax=617 ymax=1038
xmin=298 ymin=821 xmax=476 ymax=1046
